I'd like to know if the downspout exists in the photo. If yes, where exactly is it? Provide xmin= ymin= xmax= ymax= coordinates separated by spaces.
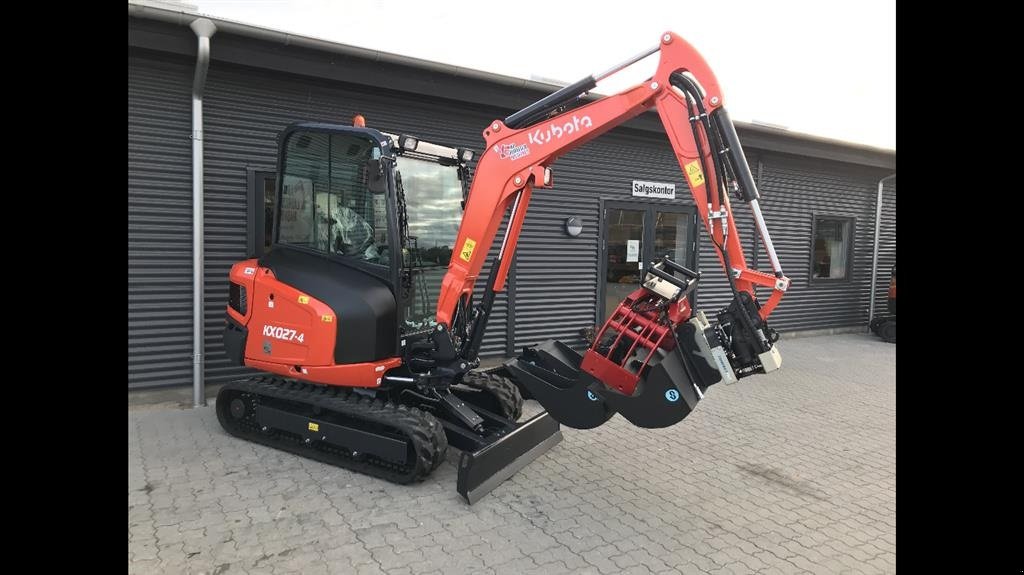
xmin=191 ymin=18 xmax=216 ymax=407
xmin=868 ymin=173 xmax=896 ymax=325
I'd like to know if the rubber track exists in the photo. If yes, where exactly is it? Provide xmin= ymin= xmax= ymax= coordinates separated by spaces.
xmin=216 ymin=376 xmax=448 ymax=484
xmin=462 ymin=372 xmax=523 ymax=421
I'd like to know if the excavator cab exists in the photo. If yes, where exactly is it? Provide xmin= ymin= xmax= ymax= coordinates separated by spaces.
xmin=261 ymin=123 xmax=472 ymax=352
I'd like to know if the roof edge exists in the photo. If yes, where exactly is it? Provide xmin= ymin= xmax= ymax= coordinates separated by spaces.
xmin=128 ymin=1 xmax=895 ymax=167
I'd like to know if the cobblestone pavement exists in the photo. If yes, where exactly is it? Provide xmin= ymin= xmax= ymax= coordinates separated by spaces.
xmin=129 ymin=334 xmax=895 ymax=574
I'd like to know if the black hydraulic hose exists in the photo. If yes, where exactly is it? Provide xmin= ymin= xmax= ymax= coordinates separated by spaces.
xmin=671 ymin=74 xmax=727 ymax=208
xmin=680 ymin=83 xmax=714 ymax=210
xmin=671 ymin=73 xmax=764 ymax=352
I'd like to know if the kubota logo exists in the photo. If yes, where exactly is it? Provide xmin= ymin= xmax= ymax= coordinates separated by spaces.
xmin=527 ymin=114 xmax=593 ymax=146
xmin=492 ymin=114 xmax=595 ymax=161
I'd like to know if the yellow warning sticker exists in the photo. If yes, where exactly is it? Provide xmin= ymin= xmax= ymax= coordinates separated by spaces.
xmin=298 ymin=295 xmax=310 ymax=304
xmin=459 ymin=238 xmax=477 ymax=262
xmin=308 ymin=422 xmax=319 ymax=432
xmin=684 ymin=160 xmax=706 ymax=188
xmin=321 ymin=314 xmax=334 ymax=323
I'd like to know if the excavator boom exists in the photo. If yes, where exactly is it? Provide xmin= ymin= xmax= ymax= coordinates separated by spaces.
xmin=432 ymin=32 xmax=789 ymax=430
xmin=438 ymin=33 xmax=787 ymax=331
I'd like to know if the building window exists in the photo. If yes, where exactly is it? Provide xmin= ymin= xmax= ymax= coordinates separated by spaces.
xmin=811 ymin=216 xmax=853 ymax=281
xmin=247 ymin=170 xmax=276 ymax=257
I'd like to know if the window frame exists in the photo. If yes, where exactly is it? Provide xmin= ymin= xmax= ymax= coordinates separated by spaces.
xmin=246 ymin=167 xmax=277 ymax=258
xmin=809 ymin=214 xmax=855 ymax=284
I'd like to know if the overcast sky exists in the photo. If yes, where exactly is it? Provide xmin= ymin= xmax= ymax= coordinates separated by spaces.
xmin=192 ymin=0 xmax=895 ymax=150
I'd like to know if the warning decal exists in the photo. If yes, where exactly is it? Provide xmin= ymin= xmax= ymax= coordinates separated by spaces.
xmin=459 ymin=238 xmax=477 ymax=262
xmin=684 ymin=160 xmax=706 ymax=188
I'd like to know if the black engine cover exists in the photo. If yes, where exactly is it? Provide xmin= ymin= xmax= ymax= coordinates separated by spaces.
xmin=259 ymin=247 xmax=398 ymax=364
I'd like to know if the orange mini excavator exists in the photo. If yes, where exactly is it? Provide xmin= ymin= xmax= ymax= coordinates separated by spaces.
xmin=218 ymin=32 xmax=790 ymax=503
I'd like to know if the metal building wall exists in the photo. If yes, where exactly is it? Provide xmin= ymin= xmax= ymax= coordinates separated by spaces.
xmin=757 ymin=154 xmax=884 ymax=331
xmin=128 ymin=52 xmax=195 ymax=389
xmin=872 ymin=178 xmax=896 ymax=316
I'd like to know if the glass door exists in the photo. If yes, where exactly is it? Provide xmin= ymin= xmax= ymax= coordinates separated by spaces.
xmin=604 ymin=207 xmax=646 ymax=322
xmin=601 ymin=202 xmax=696 ymax=323
xmin=652 ymin=209 xmax=691 ymax=266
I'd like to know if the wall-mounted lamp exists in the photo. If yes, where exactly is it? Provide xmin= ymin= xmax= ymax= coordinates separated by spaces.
xmin=565 ymin=216 xmax=583 ymax=237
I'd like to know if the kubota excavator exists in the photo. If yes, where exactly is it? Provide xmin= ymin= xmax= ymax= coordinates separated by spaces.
xmin=218 ymin=32 xmax=790 ymax=503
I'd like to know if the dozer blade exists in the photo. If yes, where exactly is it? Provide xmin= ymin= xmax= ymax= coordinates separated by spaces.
xmin=456 ymin=410 xmax=562 ymax=504
xmin=505 ymin=340 xmax=617 ymax=430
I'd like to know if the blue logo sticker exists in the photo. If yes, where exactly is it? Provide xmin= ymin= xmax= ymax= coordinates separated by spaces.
xmin=665 ymin=388 xmax=680 ymax=402
xmin=587 ymin=390 xmax=599 ymax=401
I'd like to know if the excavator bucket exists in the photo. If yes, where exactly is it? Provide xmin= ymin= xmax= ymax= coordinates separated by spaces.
xmin=505 ymin=340 xmax=616 ymax=429
xmin=507 ymin=338 xmax=708 ymax=429
xmin=507 ymin=259 xmax=724 ymax=430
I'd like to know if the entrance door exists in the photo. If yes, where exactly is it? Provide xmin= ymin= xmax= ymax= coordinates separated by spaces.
xmin=600 ymin=201 xmax=696 ymax=324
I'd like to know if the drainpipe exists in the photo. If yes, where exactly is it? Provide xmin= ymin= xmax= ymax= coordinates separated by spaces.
xmin=868 ymin=173 xmax=896 ymax=325
xmin=191 ymin=18 xmax=216 ymax=407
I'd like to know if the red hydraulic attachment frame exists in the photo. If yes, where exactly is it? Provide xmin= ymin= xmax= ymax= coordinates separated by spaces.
xmin=436 ymin=32 xmax=789 ymax=388
xmin=585 ymin=285 xmax=692 ymax=396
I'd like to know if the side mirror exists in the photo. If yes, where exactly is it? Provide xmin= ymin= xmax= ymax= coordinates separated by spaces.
xmin=366 ymin=158 xmax=387 ymax=194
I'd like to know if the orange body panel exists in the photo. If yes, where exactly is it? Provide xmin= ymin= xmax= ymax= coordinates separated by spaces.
xmin=226 ymin=260 xmax=402 ymax=388
xmin=246 ymin=357 xmax=403 ymax=388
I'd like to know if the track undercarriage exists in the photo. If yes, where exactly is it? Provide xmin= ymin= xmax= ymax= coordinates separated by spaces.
xmin=216 ymin=372 xmax=562 ymax=503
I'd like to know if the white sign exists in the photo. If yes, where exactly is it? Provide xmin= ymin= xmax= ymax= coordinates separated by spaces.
xmin=626 ymin=239 xmax=640 ymax=262
xmin=632 ymin=180 xmax=676 ymax=199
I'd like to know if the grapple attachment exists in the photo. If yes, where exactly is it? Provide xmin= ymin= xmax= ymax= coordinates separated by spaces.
xmin=508 ymin=259 xmax=728 ymax=429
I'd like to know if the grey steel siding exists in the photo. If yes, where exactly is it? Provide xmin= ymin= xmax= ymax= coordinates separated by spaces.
xmin=872 ymin=179 xmax=896 ymax=315
xmin=128 ymin=53 xmax=194 ymax=389
xmin=757 ymin=154 xmax=881 ymax=331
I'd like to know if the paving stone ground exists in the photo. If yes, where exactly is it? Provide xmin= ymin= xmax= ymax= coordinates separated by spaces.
xmin=129 ymin=333 xmax=895 ymax=574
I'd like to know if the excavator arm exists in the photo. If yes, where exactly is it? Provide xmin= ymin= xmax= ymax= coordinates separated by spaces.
xmin=435 ymin=32 xmax=790 ymax=429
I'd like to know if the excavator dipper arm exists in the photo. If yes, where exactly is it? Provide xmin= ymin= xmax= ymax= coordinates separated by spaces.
xmin=430 ymin=33 xmax=790 ymax=431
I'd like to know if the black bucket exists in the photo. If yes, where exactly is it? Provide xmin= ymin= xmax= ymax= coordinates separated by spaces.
xmin=505 ymin=340 xmax=617 ymax=430
xmin=591 ymin=347 xmax=702 ymax=429
xmin=507 ymin=330 xmax=722 ymax=430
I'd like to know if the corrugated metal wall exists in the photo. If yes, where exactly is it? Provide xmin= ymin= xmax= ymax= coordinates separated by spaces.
xmin=129 ymin=46 xmax=891 ymax=389
xmin=128 ymin=53 xmax=194 ymax=389
xmin=872 ymin=178 xmax=896 ymax=316
xmin=757 ymin=154 xmax=881 ymax=331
